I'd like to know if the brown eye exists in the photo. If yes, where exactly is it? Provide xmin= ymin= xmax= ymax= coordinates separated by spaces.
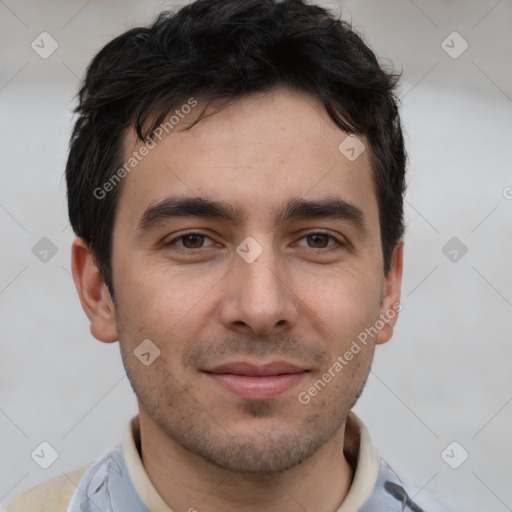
xmin=165 ymin=232 xmax=215 ymax=250
xmin=295 ymin=232 xmax=342 ymax=250
xmin=180 ymin=234 xmax=206 ymax=249
xmin=306 ymin=233 xmax=330 ymax=248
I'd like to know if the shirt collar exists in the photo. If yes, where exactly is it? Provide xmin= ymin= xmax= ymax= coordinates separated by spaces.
xmin=122 ymin=414 xmax=173 ymax=511
xmin=336 ymin=412 xmax=381 ymax=511
xmin=121 ymin=411 xmax=381 ymax=512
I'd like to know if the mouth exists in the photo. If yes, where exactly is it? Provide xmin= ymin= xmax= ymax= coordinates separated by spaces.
xmin=201 ymin=361 xmax=309 ymax=400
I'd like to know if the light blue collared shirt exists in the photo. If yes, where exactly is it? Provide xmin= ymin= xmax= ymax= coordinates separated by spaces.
xmin=66 ymin=413 xmax=454 ymax=512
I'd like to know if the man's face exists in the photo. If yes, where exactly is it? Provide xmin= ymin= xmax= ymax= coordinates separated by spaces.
xmin=106 ymin=87 xmax=401 ymax=473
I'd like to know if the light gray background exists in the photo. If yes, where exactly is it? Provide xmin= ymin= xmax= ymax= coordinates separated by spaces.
xmin=1 ymin=0 xmax=511 ymax=510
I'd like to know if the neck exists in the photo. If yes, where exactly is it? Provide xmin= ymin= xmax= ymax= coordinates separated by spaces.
xmin=138 ymin=411 xmax=354 ymax=512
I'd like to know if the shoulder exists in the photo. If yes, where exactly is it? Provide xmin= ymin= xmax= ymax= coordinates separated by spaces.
xmin=2 ymin=465 xmax=91 ymax=512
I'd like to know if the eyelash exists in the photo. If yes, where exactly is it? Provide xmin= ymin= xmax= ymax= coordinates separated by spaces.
xmin=165 ymin=230 xmax=344 ymax=252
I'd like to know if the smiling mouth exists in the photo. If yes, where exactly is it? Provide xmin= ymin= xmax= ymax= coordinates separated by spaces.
xmin=202 ymin=361 xmax=309 ymax=400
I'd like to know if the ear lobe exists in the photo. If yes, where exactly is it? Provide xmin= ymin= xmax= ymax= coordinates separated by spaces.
xmin=375 ymin=240 xmax=403 ymax=345
xmin=71 ymin=237 xmax=118 ymax=343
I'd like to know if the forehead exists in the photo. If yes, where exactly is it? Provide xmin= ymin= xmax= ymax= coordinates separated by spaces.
xmin=115 ymin=88 xmax=378 ymax=228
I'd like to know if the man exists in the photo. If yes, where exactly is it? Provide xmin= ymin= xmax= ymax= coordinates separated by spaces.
xmin=5 ymin=0 xmax=453 ymax=510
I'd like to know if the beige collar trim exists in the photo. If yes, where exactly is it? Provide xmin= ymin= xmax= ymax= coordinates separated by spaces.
xmin=122 ymin=416 xmax=174 ymax=512
xmin=336 ymin=412 xmax=381 ymax=511
xmin=122 ymin=411 xmax=380 ymax=512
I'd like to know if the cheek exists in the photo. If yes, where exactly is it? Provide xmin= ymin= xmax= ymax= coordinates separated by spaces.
xmin=117 ymin=261 xmax=186 ymax=317
xmin=303 ymin=267 xmax=382 ymax=340
xmin=114 ymin=264 xmax=216 ymax=351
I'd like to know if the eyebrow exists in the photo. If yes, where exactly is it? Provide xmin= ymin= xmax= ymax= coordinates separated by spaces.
xmin=137 ymin=195 xmax=367 ymax=233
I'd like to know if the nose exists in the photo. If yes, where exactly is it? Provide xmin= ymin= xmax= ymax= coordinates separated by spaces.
xmin=218 ymin=241 xmax=299 ymax=337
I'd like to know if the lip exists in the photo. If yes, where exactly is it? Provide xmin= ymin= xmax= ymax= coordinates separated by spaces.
xmin=202 ymin=361 xmax=309 ymax=400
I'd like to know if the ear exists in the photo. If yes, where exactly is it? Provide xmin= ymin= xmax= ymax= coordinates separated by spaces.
xmin=71 ymin=237 xmax=118 ymax=343
xmin=375 ymin=240 xmax=403 ymax=345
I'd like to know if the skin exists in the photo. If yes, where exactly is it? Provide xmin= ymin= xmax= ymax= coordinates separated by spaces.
xmin=72 ymin=86 xmax=403 ymax=512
